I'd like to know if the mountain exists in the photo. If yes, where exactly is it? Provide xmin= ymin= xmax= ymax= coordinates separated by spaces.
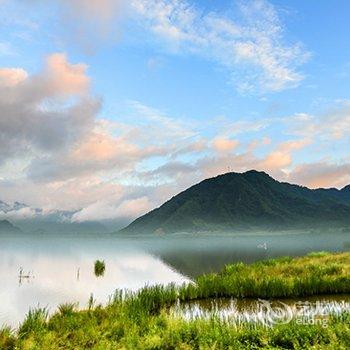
xmin=0 ymin=200 xmax=107 ymax=234
xmin=121 ymin=170 xmax=350 ymax=234
xmin=0 ymin=200 xmax=11 ymax=213
xmin=20 ymin=220 xmax=107 ymax=234
xmin=0 ymin=220 xmax=21 ymax=233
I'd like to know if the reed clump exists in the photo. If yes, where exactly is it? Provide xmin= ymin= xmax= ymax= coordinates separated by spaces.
xmin=94 ymin=260 xmax=106 ymax=277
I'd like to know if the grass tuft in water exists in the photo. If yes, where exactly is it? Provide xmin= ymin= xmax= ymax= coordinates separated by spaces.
xmin=94 ymin=260 xmax=105 ymax=277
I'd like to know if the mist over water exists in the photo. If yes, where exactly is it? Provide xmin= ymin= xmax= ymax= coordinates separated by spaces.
xmin=145 ymin=230 xmax=350 ymax=277
xmin=0 ymin=230 xmax=349 ymax=327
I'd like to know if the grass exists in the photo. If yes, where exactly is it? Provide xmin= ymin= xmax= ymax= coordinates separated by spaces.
xmin=183 ymin=251 xmax=350 ymax=300
xmin=94 ymin=260 xmax=105 ymax=277
xmin=1 ymin=252 xmax=349 ymax=349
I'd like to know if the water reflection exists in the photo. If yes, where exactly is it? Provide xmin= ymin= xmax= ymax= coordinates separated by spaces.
xmin=0 ymin=231 xmax=349 ymax=327
xmin=173 ymin=295 xmax=350 ymax=327
xmin=0 ymin=233 xmax=189 ymax=327
xmin=18 ymin=267 xmax=35 ymax=285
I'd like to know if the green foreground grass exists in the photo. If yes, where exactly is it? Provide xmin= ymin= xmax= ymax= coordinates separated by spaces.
xmin=1 ymin=252 xmax=350 ymax=349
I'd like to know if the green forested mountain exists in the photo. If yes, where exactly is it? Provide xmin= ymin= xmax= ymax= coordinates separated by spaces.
xmin=121 ymin=170 xmax=350 ymax=234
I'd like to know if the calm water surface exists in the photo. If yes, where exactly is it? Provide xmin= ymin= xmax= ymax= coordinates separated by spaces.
xmin=0 ymin=231 xmax=349 ymax=327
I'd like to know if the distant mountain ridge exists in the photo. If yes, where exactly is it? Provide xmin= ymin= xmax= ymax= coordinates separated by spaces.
xmin=0 ymin=200 xmax=107 ymax=234
xmin=0 ymin=220 xmax=20 ymax=233
xmin=121 ymin=170 xmax=350 ymax=234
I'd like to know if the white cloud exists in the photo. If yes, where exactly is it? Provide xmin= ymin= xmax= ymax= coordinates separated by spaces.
xmin=16 ymin=0 xmax=308 ymax=93
xmin=0 ymin=207 xmax=36 ymax=220
xmin=129 ymin=0 xmax=309 ymax=92
xmin=215 ymin=118 xmax=272 ymax=136
xmin=212 ymin=137 xmax=239 ymax=153
xmin=72 ymin=197 xmax=151 ymax=222
xmin=0 ymin=53 xmax=96 ymax=165
xmin=127 ymin=100 xmax=196 ymax=142
xmin=288 ymin=100 xmax=350 ymax=140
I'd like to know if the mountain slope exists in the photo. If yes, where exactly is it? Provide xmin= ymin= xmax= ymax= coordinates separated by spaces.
xmin=0 ymin=220 xmax=21 ymax=233
xmin=121 ymin=170 xmax=350 ymax=234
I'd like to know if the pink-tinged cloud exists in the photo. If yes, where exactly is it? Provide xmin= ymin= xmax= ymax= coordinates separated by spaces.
xmin=63 ymin=0 xmax=122 ymax=22
xmin=72 ymin=132 xmax=139 ymax=162
xmin=0 ymin=68 xmax=28 ymax=87
xmin=212 ymin=137 xmax=239 ymax=153
xmin=290 ymin=162 xmax=350 ymax=189
xmin=43 ymin=53 xmax=90 ymax=96
xmin=261 ymin=151 xmax=292 ymax=169
xmin=259 ymin=138 xmax=311 ymax=170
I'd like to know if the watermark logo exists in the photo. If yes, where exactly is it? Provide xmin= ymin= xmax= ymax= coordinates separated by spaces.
xmin=258 ymin=299 xmax=294 ymax=326
xmin=253 ymin=300 xmax=332 ymax=328
xmin=177 ymin=298 xmax=349 ymax=328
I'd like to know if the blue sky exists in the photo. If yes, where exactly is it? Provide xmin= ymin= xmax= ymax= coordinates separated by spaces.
xmin=0 ymin=0 xmax=349 ymax=222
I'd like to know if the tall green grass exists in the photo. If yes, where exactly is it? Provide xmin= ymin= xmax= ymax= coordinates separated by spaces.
xmin=0 ymin=327 xmax=15 ymax=350
xmin=179 ymin=251 xmax=350 ymax=301
xmin=2 ymin=308 xmax=349 ymax=349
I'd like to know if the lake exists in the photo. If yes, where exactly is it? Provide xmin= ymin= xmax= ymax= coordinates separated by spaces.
xmin=0 ymin=230 xmax=349 ymax=327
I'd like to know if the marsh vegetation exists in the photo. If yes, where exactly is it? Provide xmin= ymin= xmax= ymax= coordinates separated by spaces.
xmin=1 ymin=252 xmax=349 ymax=349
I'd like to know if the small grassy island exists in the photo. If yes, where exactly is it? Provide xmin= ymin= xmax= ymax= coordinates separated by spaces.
xmin=94 ymin=260 xmax=106 ymax=277
xmin=1 ymin=252 xmax=349 ymax=349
